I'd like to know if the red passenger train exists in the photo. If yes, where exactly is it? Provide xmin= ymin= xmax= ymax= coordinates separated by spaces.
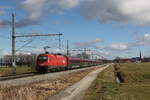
xmin=36 ymin=52 xmax=101 ymax=73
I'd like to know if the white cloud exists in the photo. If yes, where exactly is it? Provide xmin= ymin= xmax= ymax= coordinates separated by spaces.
xmin=16 ymin=51 xmax=32 ymax=55
xmin=2 ymin=0 xmax=80 ymax=28
xmin=80 ymin=0 xmax=150 ymax=26
xmin=21 ymin=0 xmax=150 ymax=26
xmin=22 ymin=0 xmax=80 ymax=21
xmin=53 ymin=49 xmax=66 ymax=53
xmin=31 ymin=49 xmax=44 ymax=54
xmin=3 ymin=0 xmax=150 ymax=27
xmin=144 ymin=34 xmax=150 ymax=39
xmin=100 ymin=34 xmax=150 ymax=52
xmin=22 ymin=0 xmax=46 ymax=21
xmin=0 ymin=6 xmax=9 ymax=15
xmin=105 ymin=43 xmax=129 ymax=50
xmin=56 ymin=0 xmax=80 ymax=8
xmin=0 ymin=49 xmax=11 ymax=56
xmin=74 ymin=39 xmax=103 ymax=48
xmin=0 ymin=10 xmax=6 ymax=15
xmin=132 ymin=34 xmax=150 ymax=46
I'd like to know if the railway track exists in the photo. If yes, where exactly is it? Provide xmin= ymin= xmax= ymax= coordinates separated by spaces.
xmin=0 ymin=64 xmax=108 ymax=82
xmin=0 ymin=65 xmax=107 ymax=89
xmin=0 ymin=72 xmax=38 ymax=81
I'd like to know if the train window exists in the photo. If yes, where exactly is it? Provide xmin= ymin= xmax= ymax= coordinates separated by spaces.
xmin=37 ymin=56 xmax=48 ymax=62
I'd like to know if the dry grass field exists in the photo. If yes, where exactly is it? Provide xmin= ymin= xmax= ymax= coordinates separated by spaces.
xmin=0 ymin=66 xmax=35 ymax=76
xmin=0 ymin=67 xmax=100 ymax=100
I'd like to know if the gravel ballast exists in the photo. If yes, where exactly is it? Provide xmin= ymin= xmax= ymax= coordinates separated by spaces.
xmin=0 ymin=65 xmax=106 ymax=89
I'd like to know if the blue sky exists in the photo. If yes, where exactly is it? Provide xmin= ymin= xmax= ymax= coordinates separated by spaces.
xmin=1 ymin=0 xmax=150 ymax=59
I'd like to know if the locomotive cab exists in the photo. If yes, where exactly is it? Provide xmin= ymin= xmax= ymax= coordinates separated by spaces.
xmin=36 ymin=54 xmax=49 ymax=73
xmin=36 ymin=53 xmax=68 ymax=73
xmin=37 ymin=55 xmax=48 ymax=62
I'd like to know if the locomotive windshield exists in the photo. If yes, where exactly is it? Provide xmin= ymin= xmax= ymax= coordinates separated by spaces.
xmin=37 ymin=56 xmax=48 ymax=62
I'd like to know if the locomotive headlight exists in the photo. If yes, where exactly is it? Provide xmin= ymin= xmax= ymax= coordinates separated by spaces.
xmin=62 ymin=60 xmax=66 ymax=64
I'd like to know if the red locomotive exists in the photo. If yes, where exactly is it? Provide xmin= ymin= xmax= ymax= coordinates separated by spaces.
xmin=36 ymin=52 xmax=101 ymax=73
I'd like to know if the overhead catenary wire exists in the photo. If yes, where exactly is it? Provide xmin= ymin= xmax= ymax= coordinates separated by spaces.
xmin=17 ymin=35 xmax=61 ymax=49
xmin=16 ymin=34 xmax=60 ymax=51
xmin=16 ymin=37 xmax=37 ymax=51
xmin=10 ymin=13 xmax=63 ymax=74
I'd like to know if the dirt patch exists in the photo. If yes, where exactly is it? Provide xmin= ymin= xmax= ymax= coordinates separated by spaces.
xmin=0 ymin=67 xmax=100 ymax=100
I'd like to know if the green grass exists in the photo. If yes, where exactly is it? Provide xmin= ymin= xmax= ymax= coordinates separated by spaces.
xmin=0 ymin=66 xmax=35 ymax=76
xmin=83 ymin=63 xmax=150 ymax=100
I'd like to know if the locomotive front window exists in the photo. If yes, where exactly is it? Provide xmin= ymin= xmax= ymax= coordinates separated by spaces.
xmin=37 ymin=56 xmax=48 ymax=62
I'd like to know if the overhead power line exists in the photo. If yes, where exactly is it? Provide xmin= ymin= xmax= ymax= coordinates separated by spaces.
xmin=16 ymin=37 xmax=36 ymax=51
xmin=15 ymin=33 xmax=63 ymax=38
xmin=11 ymin=13 xmax=63 ymax=74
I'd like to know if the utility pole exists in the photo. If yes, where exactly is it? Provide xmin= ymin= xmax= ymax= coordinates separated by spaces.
xmin=11 ymin=14 xmax=63 ymax=74
xmin=12 ymin=13 xmax=16 ymax=74
xmin=67 ymin=40 xmax=69 ymax=56
xmin=58 ymin=33 xmax=61 ymax=49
